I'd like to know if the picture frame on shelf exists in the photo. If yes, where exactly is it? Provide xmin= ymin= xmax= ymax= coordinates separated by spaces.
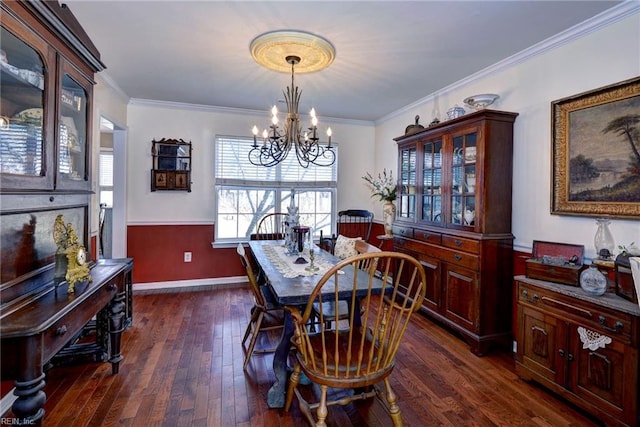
xmin=153 ymin=171 xmax=167 ymax=189
xmin=175 ymin=172 xmax=189 ymax=190
xmin=551 ymin=76 xmax=640 ymax=218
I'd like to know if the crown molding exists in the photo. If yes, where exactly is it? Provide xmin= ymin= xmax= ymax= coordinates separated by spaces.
xmin=128 ymin=98 xmax=374 ymax=127
xmin=376 ymin=1 xmax=640 ymax=125
xmin=96 ymin=72 xmax=129 ymax=103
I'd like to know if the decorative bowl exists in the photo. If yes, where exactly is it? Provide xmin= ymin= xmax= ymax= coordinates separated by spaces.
xmin=446 ymin=105 xmax=466 ymax=120
xmin=463 ymin=93 xmax=499 ymax=110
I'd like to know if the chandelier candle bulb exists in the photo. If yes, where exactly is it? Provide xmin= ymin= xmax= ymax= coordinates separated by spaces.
xmin=252 ymin=125 xmax=259 ymax=147
xmin=327 ymin=127 xmax=332 ymax=146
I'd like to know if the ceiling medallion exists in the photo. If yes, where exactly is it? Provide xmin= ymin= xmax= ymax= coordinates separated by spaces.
xmin=250 ymin=30 xmax=335 ymax=74
xmin=249 ymin=30 xmax=336 ymax=168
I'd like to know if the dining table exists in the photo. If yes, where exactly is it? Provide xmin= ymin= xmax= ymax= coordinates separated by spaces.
xmin=247 ymin=239 xmax=385 ymax=409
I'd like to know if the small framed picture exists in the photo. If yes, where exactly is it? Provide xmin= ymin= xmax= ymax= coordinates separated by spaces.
xmin=154 ymin=171 xmax=167 ymax=189
xmin=175 ymin=172 xmax=188 ymax=190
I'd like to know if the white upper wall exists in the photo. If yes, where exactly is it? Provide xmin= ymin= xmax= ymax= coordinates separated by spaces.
xmin=125 ymin=102 xmax=375 ymax=224
xmin=89 ymin=74 xmax=130 ymax=237
xmin=374 ymin=9 xmax=640 ymax=258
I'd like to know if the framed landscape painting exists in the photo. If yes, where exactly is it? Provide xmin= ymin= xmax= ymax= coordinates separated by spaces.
xmin=551 ymin=76 xmax=640 ymax=219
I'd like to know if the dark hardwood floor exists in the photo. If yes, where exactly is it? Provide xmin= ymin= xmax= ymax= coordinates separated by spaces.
xmin=27 ymin=285 xmax=603 ymax=426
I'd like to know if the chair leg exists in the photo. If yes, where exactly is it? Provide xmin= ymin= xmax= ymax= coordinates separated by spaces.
xmin=243 ymin=311 xmax=264 ymax=370
xmin=383 ymin=378 xmax=403 ymax=427
xmin=316 ymin=384 xmax=329 ymax=427
xmin=285 ymin=362 xmax=301 ymax=411
xmin=242 ymin=307 xmax=259 ymax=345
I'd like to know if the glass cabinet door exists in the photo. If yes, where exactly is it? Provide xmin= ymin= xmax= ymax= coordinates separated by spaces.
xmin=450 ymin=131 xmax=477 ymax=227
xmin=57 ymin=60 xmax=90 ymax=190
xmin=422 ymin=138 xmax=443 ymax=224
xmin=0 ymin=23 xmax=54 ymax=190
xmin=398 ymin=145 xmax=416 ymax=220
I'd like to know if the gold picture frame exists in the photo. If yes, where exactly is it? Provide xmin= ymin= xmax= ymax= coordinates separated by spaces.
xmin=551 ymin=76 xmax=640 ymax=219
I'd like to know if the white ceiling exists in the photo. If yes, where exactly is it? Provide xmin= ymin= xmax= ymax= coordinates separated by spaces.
xmin=64 ymin=0 xmax=623 ymax=122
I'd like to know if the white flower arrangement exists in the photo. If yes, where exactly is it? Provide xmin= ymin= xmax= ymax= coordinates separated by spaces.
xmin=362 ymin=169 xmax=397 ymax=202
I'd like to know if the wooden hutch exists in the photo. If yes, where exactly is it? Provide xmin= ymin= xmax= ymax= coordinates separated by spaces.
xmin=515 ymin=276 xmax=639 ymax=426
xmin=0 ymin=1 xmax=132 ymax=424
xmin=392 ymin=109 xmax=518 ymax=355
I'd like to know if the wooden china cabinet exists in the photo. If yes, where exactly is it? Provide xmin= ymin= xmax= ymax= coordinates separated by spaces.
xmin=392 ymin=109 xmax=518 ymax=355
xmin=0 ymin=1 xmax=101 ymax=192
xmin=1 ymin=2 xmax=132 ymax=425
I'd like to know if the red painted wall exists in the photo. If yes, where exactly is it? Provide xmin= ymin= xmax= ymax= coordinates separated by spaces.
xmin=513 ymin=249 xmax=529 ymax=276
xmin=127 ymin=224 xmax=244 ymax=284
xmin=512 ymin=249 xmax=530 ymax=340
xmin=127 ymin=222 xmax=389 ymax=284
xmin=90 ymin=235 xmax=97 ymax=261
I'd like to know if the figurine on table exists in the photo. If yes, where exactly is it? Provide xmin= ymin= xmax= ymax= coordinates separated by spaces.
xmin=53 ymin=215 xmax=92 ymax=293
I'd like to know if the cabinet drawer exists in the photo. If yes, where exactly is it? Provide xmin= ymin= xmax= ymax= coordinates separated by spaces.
xmin=413 ymin=229 xmax=442 ymax=245
xmin=394 ymin=237 xmax=479 ymax=270
xmin=43 ymin=279 xmax=118 ymax=361
xmin=442 ymin=235 xmax=480 ymax=254
xmin=393 ymin=236 xmax=425 ymax=255
xmin=518 ymin=282 xmax=633 ymax=342
xmin=392 ymin=225 xmax=413 ymax=238
xmin=438 ymin=246 xmax=479 ymax=270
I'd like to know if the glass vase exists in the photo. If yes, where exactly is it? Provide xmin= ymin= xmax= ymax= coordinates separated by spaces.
xmin=580 ymin=264 xmax=607 ymax=296
xmin=594 ymin=218 xmax=614 ymax=259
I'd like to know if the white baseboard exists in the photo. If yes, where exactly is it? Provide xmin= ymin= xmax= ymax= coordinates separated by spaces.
xmin=132 ymin=276 xmax=247 ymax=293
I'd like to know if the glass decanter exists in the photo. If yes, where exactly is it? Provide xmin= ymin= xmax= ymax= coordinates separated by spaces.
xmin=594 ymin=218 xmax=614 ymax=260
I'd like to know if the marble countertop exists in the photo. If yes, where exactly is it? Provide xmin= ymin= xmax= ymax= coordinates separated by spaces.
xmin=515 ymin=275 xmax=640 ymax=317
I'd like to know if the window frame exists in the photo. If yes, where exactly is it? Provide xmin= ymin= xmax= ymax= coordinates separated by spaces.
xmin=213 ymin=135 xmax=338 ymax=244
xmin=99 ymin=150 xmax=113 ymax=208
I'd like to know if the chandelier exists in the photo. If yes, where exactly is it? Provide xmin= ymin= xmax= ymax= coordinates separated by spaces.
xmin=249 ymin=31 xmax=336 ymax=168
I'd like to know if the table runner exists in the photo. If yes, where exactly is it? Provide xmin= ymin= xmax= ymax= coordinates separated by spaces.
xmin=263 ymin=244 xmax=334 ymax=278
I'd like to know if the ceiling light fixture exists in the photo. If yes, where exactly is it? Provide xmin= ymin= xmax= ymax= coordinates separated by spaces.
xmin=249 ymin=30 xmax=336 ymax=168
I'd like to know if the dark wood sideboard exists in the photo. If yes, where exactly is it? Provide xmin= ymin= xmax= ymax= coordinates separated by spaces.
xmin=515 ymin=275 xmax=639 ymax=426
xmin=1 ymin=259 xmax=133 ymax=424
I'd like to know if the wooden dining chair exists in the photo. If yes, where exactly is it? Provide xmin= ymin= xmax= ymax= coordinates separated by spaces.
xmin=250 ymin=212 xmax=288 ymax=284
xmin=236 ymin=243 xmax=285 ymax=370
xmin=252 ymin=212 xmax=288 ymax=240
xmin=285 ymin=251 xmax=427 ymax=426
xmin=311 ymin=239 xmax=382 ymax=330
xmin=319 ymin=209 xmax=374 ymax=254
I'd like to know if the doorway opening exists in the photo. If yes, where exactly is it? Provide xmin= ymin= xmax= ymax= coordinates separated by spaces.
xmin=98 ymin=115 xmax=127 ymax=259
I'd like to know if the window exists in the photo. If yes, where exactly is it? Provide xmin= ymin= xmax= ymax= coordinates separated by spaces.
xmin=99 ymin=151 xmax=113 ymax=207
xmin=214 ymin=136 xmax=338 ymax=242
